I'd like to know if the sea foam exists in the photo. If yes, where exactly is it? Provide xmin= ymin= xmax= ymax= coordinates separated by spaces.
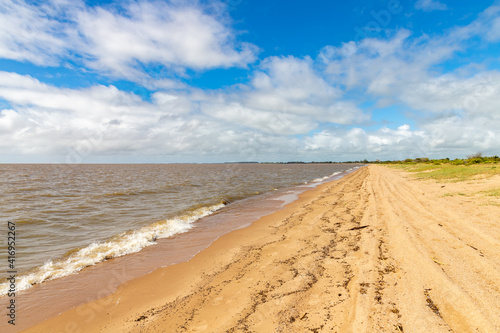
xmin=0 ymin=203 xmax=224 ymax=295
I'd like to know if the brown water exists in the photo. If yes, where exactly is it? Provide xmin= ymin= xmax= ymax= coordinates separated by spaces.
xmin=0 ymin=163 xmax=360 ymax=331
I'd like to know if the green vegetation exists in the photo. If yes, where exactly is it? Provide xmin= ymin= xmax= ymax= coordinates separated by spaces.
xmin=377 ymin=153 xmax=500 ymax=166
xmin=480 ymin=188 xmax=500 ymax=197
xmin=399 ymin=164 xmax=499 ymax=181
xmin=382 ymin=154 xmax=500 ymax=182
xmin=443 ymin=192 xmax=467 ymax=197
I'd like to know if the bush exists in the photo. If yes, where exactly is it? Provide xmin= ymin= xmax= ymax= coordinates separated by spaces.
xmin=468 ymin=158 xmax=483 ymax=164
xmin=380 ymin=154 xmax=499 ymax=165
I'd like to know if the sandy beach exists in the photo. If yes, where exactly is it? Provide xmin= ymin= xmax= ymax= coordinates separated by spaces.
xmin=23 ymin=165 xmax=500 ymax=333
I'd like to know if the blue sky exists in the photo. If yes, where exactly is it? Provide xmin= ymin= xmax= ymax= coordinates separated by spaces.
xmin=0 ymin=0 xmax=499 ymax=163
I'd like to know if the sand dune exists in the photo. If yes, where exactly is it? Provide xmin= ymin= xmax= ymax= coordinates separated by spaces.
xmin=24 ymin=165 xmax=500 ymax=332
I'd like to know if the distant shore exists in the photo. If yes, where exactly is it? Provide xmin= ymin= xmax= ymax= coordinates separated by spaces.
xmin=23 ymin=165 xmax=500 ymax=332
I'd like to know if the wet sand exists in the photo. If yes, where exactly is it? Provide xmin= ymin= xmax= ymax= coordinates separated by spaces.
xmin=22 ymin=165 xmax=500 ymax=332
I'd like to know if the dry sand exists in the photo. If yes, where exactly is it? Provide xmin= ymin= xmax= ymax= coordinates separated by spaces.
xmin=23 ymin=165 xmax=500 ymax=332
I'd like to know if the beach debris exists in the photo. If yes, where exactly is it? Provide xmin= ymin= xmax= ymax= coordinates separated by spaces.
xmin=349 ymin=225 xmax=369 ymax=231
xmin=468 ymin=244 xmax=478 ymax=251
xmin=359 ymin=282 xmax=370 ymax=294
xmin=431 ymin=258 xmax=446 ymax=266
xmin=467 ymin=244 xmax=484 ymax=257
xmin=424 ymin=289 xmax=442 ymax=318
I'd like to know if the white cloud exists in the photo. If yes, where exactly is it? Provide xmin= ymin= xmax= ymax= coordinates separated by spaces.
xmin=305 ymin=125 xmax=430 ymax=159
xmin=320 ymin=29 xmax=460 ymax=95
xmin=318 ymin=6 xmax=500 ymax=117
xmin=76 ymin=1 xmax=257 ymax=78
xmin=481 ymin=5 xmax=500 ymax=41
xmin=200 ymin=56 xmax=368 ymax=135
xmin=402 ymin=113 xmax=500 ymax=159
xmin=247 ymin=56 xmax=344 ymax=117
xmin=303 ymin=118 xmax=498 ymax=161
xmin=2 ymin=2 xmax=500 ymax=162
xmin=401 ymin=71 xmax=500 ymax=114
xmin=0 ymin=71 xmax=194 ymax=156
xmin=314 ymin=5 xmax=500 ymax=159
xmin=1 ymin=67 xmax=499 ymax=162
xmin=201 ymin=102 xmax=318 ymax=135
xmin=0 ymin=72 xmax=304 ymax=161
xmin=0 ymin=0 xmax=257 ymax=81
xmin=415 ymin=0 xmax=448 ymax=12
xmin=487 ymin=16 xmax=500 ymax=41
xmin=0 ymin=0 xmax=80 ymax=65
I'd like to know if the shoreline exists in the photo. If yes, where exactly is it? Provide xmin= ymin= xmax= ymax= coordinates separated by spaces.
xmin=20 ymin=165 xmax=500 ymax=332
xmin=1 ymin=163 xmax=359 ymax=299
xmin=21 ymin=168 xmax=353 ymax=333
xmin=1 ymin=166 xmax=359 ymax=332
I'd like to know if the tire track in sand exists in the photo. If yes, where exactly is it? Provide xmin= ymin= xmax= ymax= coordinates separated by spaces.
xmin=360 ymin=166 xmax=500 ymax=333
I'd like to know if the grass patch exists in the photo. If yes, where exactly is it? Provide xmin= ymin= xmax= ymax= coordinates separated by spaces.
xmin=443 ymin=192 xmax=467 ymax=197
xmin=394 ymin=163 xmax=500 ymax=182
xmin=480 ymin=188 xmax=500 ymax=197
xmin=391 ymin=164 xmax=440 ymax=173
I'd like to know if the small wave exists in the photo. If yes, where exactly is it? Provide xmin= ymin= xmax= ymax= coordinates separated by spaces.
xmin=99 ymin=189 xmax=161 ymax=197
xmin=0 ymin=203 xmax=225 ymax=296
xmin=310 ymin=171 xmax=343 ymax=183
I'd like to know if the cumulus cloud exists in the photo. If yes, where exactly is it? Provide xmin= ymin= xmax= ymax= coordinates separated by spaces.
xmin=0 ymin=0 xmax=257 ymax=80
xmin=421 ymin=115 xmax=499 ymax=153
xmin=0 ymin=72 xmax=304 ymax=162
xmin=201 ymin=56 xmax=368 ymax=135
xmin=304 ymin=125 xmax=430 ymax=160
xmin=415 ymin=0 xmax=448 ymax=12
xmin=319 ymin=29 xmax=460 ymax=95
xmin=1 ymin=2 xmax=500 ymax=162
xmin=1 ymin=64 xmax=499 ymax=161
xmin=77 ymin=1 xmax=257 ymax=78
xmin=319 ymin=6 xmax=500 ymax=116
xmin=0 ymin=71 xmax=196 ymax=157
xmin=201 ymin=103 xmax=318 ymax=135
xmin=401 ymin=71 xmax=500 ymax=114
xmin=315 ymin=5 xmax=500 ymax=158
